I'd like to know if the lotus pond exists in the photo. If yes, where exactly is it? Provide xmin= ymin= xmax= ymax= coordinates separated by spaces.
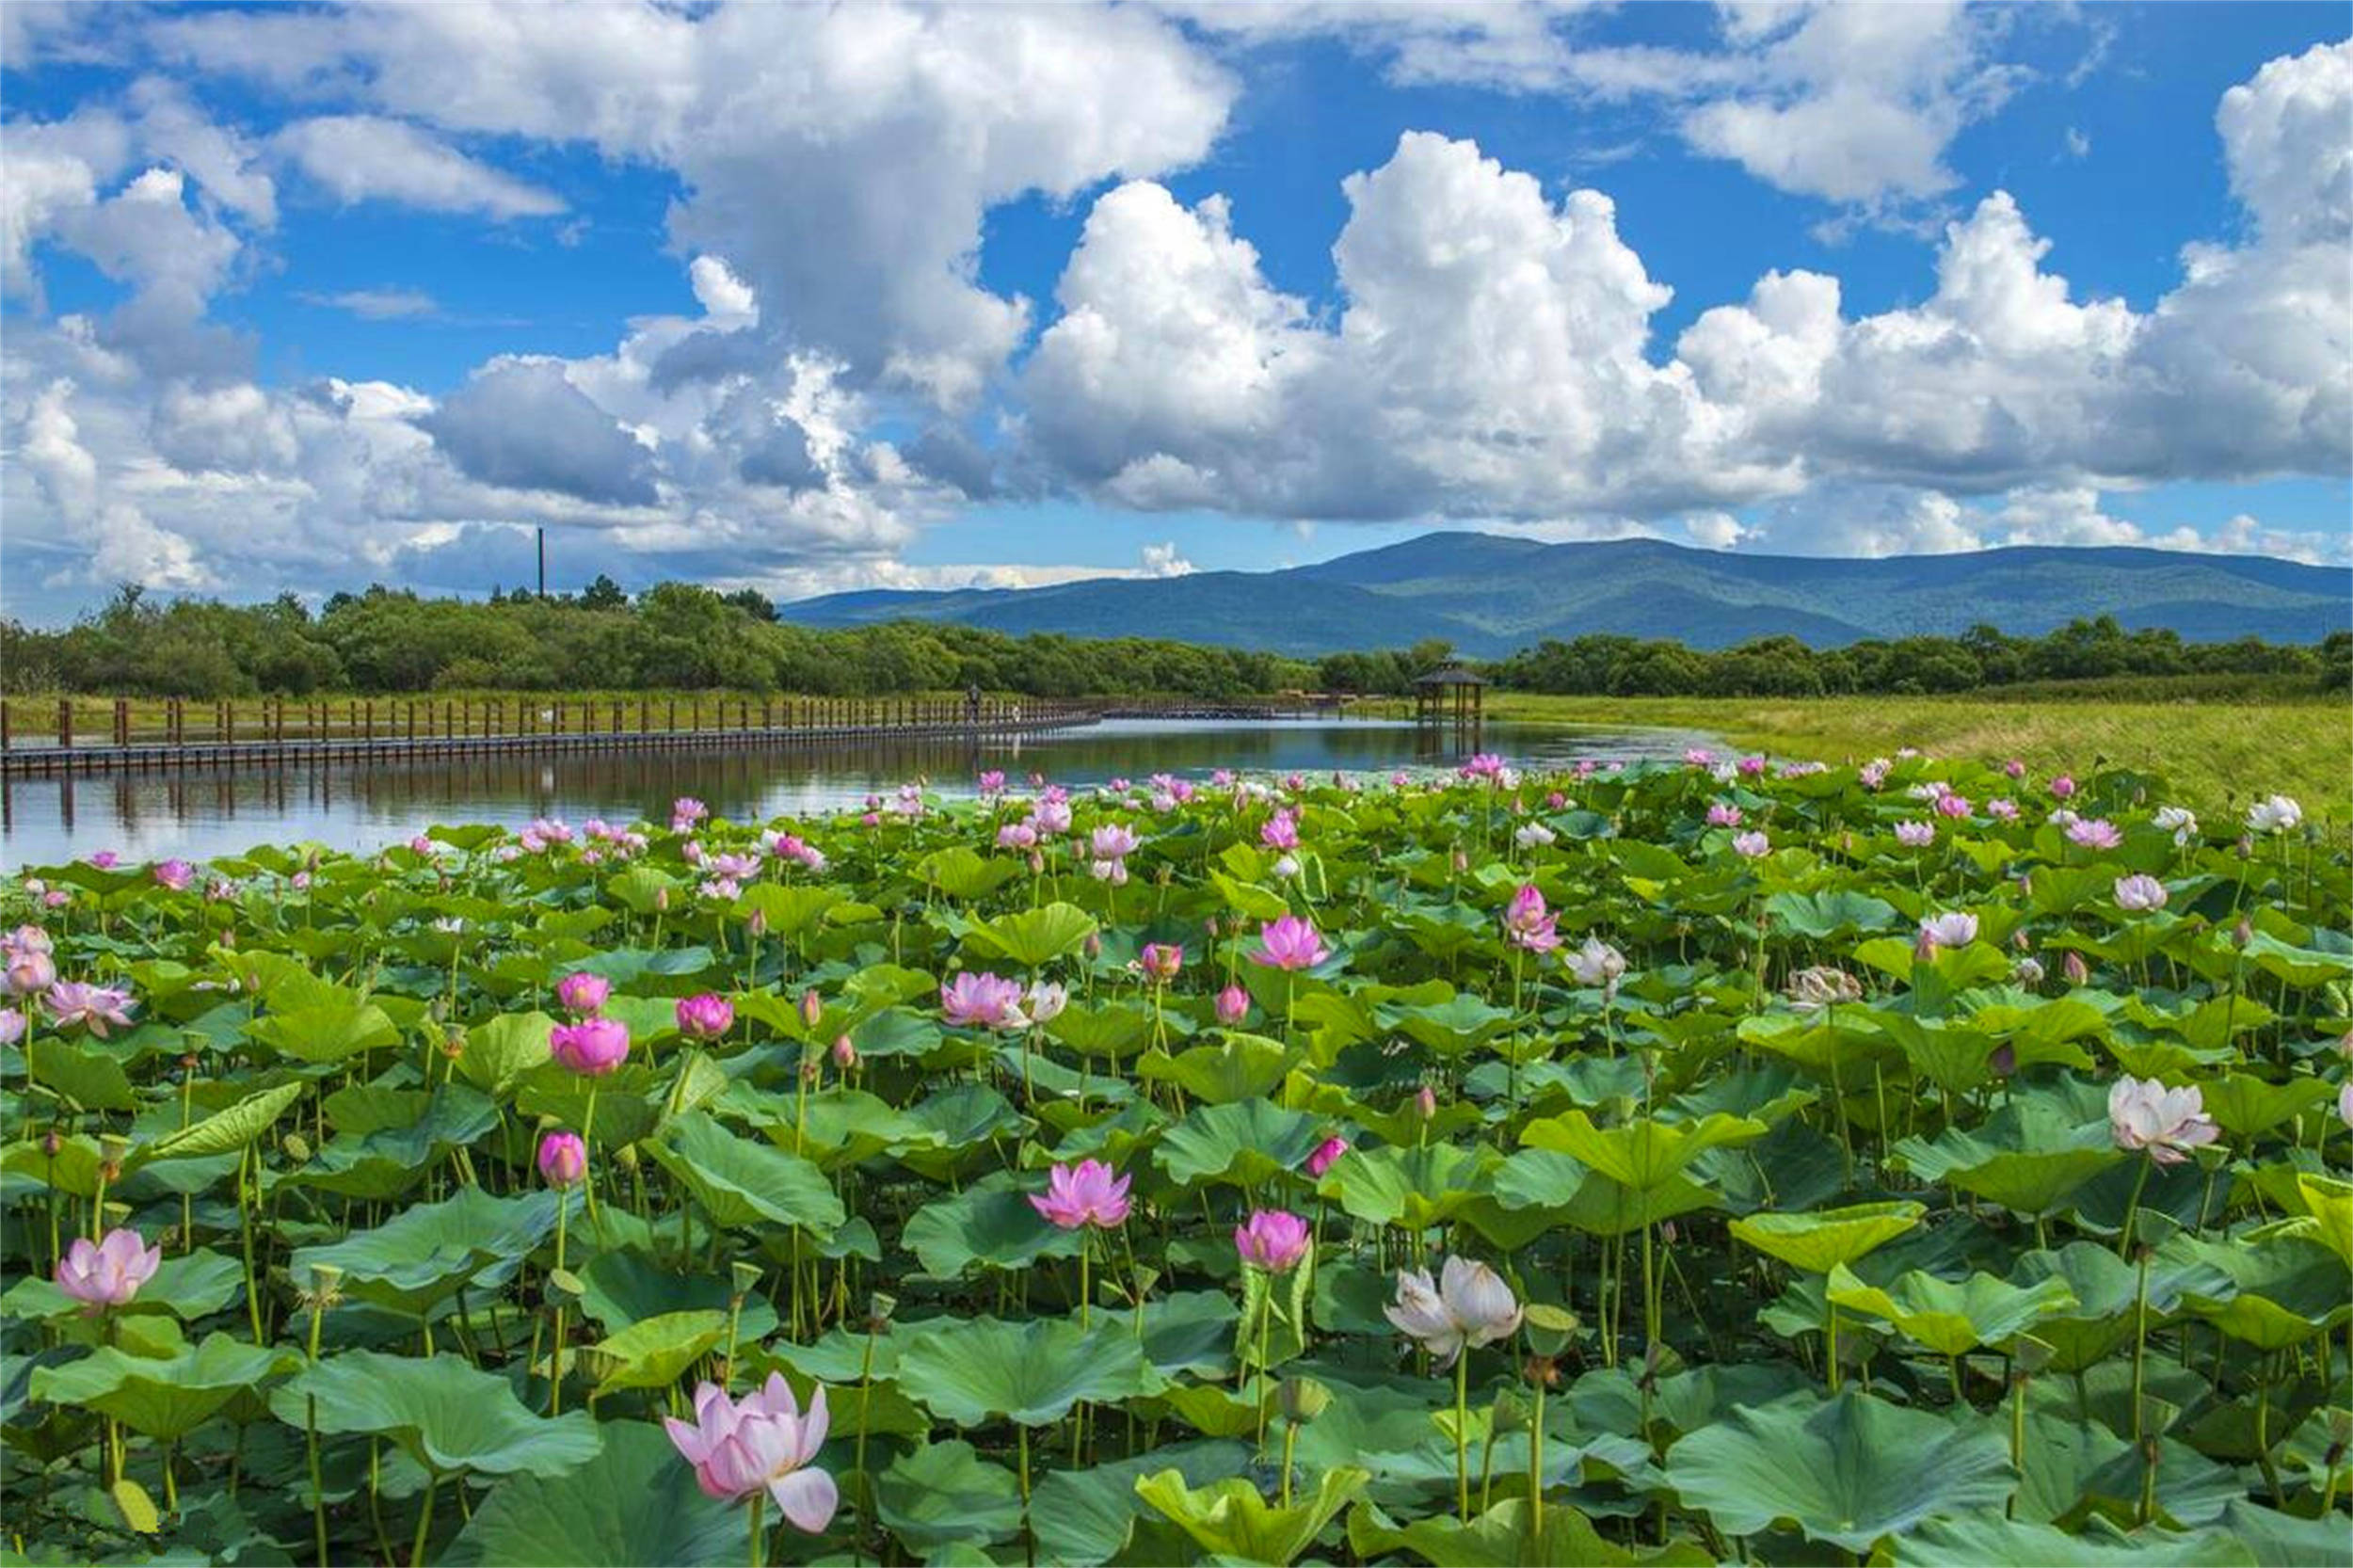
xmin=3 ymin=754 xmax=2349 ymax=1566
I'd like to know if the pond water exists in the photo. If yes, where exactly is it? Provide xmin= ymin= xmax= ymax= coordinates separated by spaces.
xmin=0 ymin=717 xmax=1716 ymax=868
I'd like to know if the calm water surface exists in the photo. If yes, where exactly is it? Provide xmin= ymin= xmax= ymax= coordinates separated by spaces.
xmin=1 ymin=718 xmax=1715 ymax=868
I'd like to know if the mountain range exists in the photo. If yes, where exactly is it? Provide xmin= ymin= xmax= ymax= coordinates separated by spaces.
xmin=780 ymin=534 xmax=2351 ymax=656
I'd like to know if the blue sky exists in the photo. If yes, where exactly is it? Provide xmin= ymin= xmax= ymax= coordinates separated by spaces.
xmin=2 ymin=2 xmax=2346 ymax=619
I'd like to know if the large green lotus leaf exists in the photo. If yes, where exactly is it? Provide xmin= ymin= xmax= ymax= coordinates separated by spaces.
xmin=280 ymin=1084 xmax=502 ymax=1199
xmin=2290 ymin=1172 xmax=2353 ymax=1270
xmin=133 ymin=1079 xmax=307 ymax=1167
xmin=895 ymin=1315 xmax=1154 ymax=1426
xmin=1318 ymin=1142 xmax=1497 ymax=1231
xmin=1156 ymin=1099 xmax=1324 ymax=1189
xmin=875 ymin=1440 xmax=1025 ymax=1550
xmin=1100 ymin=1290 xmax=1241 ymax=1379
xmin=442 ymin=1419 xmax=749 ymax=1566
xmin=1519 ymin=1110 xmax=1765 ymax=1192
xmin=962 ymin=902 xmax=1096 ymax=968
xmin=1729 ymin=1201 xmax=1924 ymax=1274
xmin=1029 ymin=1440 xmax=1248 ymax=1565
xmin=1892 ymin=1515 xmax=2252 ymax=1566
xmin=915 ymin=845 xmax=1025 ymax=903
xmin=290 ymin=1184 xmax=568 ymax=1314
xmin=1889 ymin=1099 xmax=2121 ymax=1215
xmin=902 ymin=1168 xmax=1085 ymax=1278
xmin=2218 ymin=1499 xmax=2353 ymax=1567
xmin=733 ymin=883 xmax=845 ymax=938
xmin=2240 ymin=930 xmax=2353 ymax=988
xmin=2176 ymin=1232 xmax=2351 ymax=1348
xmin=1668 ymin=1063 xmax=1817 ymax=1127
xmin=1558 ymin=1171 xmax=1722 ymax=1238
xmin=574 ymin=1249 xmax=778 ymax=1340
xmin=1825 ymin=1265 xmax=2077 ymax=1356
xmin=1733 ymin=1012 xmax=1902 ymax=1077
xmin=245 ymin=1000 xmax=401 ymax=1064
xmin=1139 ymin=1033 xmax=1299 ymax=1104
xmin=1764 ymin=889 xmax=1898 ymax=939
xmin=31 ymin=1334 xmax=297 ymax=1439
xmin=1385 ymin=991 xmax=1517 ymax=1055
xmin=455 ymin=1012 xmax=554 ymax=1097
xmin=568 ymin=945 xmax=716 ymax=985
xmin=644 ymin=1111 xmax=844 ymax=1236
xmin=273 ymin=1351 xmax=600 ymax=1477
xmin=1664 ymin=1389 xmax=2012 ymax=1553
xmin=2198 ymin=1074 xmax=2337 ymax=1140
xmin=3 ymin=1247 xmax=243 ymax=1322
xmin=2005 ymin=1243 xmax=2233 ymax=1371
xmin=1347 ymin=1498 xmax=1711 ymax=1567
xmin=1135 ymin=1464 xmax=1368 ymax=1566
xmin=729 ymin=1084 xmax=935 ymax=1169
xmin=1048 ymin=1001 xmax=1158 ymax=1062
xmin=24 ymin=1036 xmax=137 ymax=1111
xmin=891 ymin=1083 xmax=1029 ymax=1180
xmin=589 ymin=1309 xmax=728 ymax=1394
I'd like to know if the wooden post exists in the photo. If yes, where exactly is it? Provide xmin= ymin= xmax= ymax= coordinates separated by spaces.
xmin=56 ymin=698 xmax=72 ymax=749
xmin=113 ymin=698 xmax=128 ymax=747
xmin=364 ymin=700 xmax=375 ymax=741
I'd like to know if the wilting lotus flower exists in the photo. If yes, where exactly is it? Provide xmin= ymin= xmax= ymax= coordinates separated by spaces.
xmin=940 ymin=971 xmax=1028 ymax=1030
xmin=1566 ymin=936 xmax=1626 ymax=990
xmin=1895 ymin=821 xmax=1935 ymax=847
xmin=1731 ymin=830 xmax=1769 ymax=858
xmin=1918 ymin=912 xmax=1978 ymax=950
xmin=1785 ymin=967 xmax=1863 ymax=1012
xmin=537 ymin=1130 xmax=587 ymax=1187
xmin=44 ymin=983 xmax=135 ymax=1037
xmin=2247 ymin=795 xmax=2302 ymax=835
xmin=2108 ymin=1077 xmax=2219 ymax=1165
xmin=56 ymin=1227 xmax=161 ymax=1310
xmin=1140 ymin=943 xmax=1185 ymax=984
xmin=2153 ymin=806 xmax=2199 ymax=845
xmin=1216 ymin=984 xmax=1250 ymax=1026
xmin=2113 ymin=874 xmax=2168 ymax=913
xmin=1025 ymin=981 xmax=1068 ymax=1024
xmin=1305 ymin=1135 xmax=1349 ymax=1178
xmin=1029 ymin=1159 xmax=1131 ymax=1229
xmin=2067 ymin=818 xmax=2123 ymax=851
xmin=555 ymin=971 xmax=611 ymax=1017
xmin=664 ymin=1374 xmax=838 ymax=1531
xmin=676 ymin=993 xmax=734 ymax=1040
xmin=551 ymin=1016 xmax=631 ymax=1076
xmin=1385 ymin=1256 xmax=1523 ymax=1368
xmin=1251 ymin=916 xmax=1327 ymax=972
xmin=1235 ymin=1209 xmax=1312 ymax=1272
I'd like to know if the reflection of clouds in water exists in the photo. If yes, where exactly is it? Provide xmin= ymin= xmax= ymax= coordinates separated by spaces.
xmin=1 ymin=720 xmax=1720 ymax=867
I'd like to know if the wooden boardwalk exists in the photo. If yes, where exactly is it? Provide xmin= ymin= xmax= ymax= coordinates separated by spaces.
xmin=0 ymin=696 xmax=1099 ymax=777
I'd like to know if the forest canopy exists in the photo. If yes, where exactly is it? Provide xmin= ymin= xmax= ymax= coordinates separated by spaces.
xmin=3 ymin=581 xmax=2343 ymax=699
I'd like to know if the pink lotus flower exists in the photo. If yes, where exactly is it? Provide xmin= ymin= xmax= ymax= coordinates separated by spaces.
xmin=1502 ymin=884 xmax=1561 ymax=954
xmin=1895 ymin=821 xmax=1935 ymax=847
xmin=1859 ymin=760 xmax=1891 ymax=790
xmin=1987 ymin=798 xmax=2019 ymax=821
xmin=56 ymin=1227 xmax=160 ymax=1310
xmin=44 ymin=982 xmax=134 ymax=1037
xmin=2004 ymin=759 xmax=2025 ymax=778
xmin=2067 ymin=818 xmax=2123 ymax=851
xmin=1260 ymin=811 xmax=1300 ymax=851
xmin=1918 ymin=912 xmax=1978 ymax=950
xmin=996 ymin=822 xmax=1038 ymax=851
xmin=1737 ymin=755 xmax=1767 ymax=777
xmin=1090 ymin=824 xmax=1140 ymax=861
xmin=87 ymin=851 xmax=120 ymax=870
xmin=152 ymin=858 xmax=195 ymax=891
xmin=1305 ymin=1135 xmax=1349 ymax=1178
xmin=1029 ymin=1159 xmax=1131 ymax=1230
xmin=555 ymin=971 xmax=611 ymax=1017
xmin=940 ymin=971 xmax=1028 ymax=1030
xmin=3 ymin=925 xmax=52 ymax=958
xmin=663 ymin=1374 xmax=838 ymax=1531
xmin=1032 ymin=799 xmax=1073 ymax=836
xmin=1933 ymin=792 xmax=1971 ymax=820
xmin=2113 ymin=874 xmax=2168 ymax=913
xmin=6 ymin=949 xmax=57 ymax=996
xmin=1234 ymin=1209 xmax=1311 ymax=1272
xmin=1731 ymin=830 xmax=1769 ymax=859
xmin=2108 ymin=1077 xmax=2219 ymax=1166
xmin=1384 ymin=1256 xmax=1522 ymax=1368
xmin=2050 ymin=775 xmax=2076 ymax=799
xmin=551 ymin=1016 xmax=631 ymax=1076
xmin=1140 ymin=943 xmax=1184 ymax=984
xmin=671 ymin=797 xmax=709 ymax=833
xmin=977 ymin=770 xmax=1006 ymax=796
xmin=1705 ymin=803 xmax=1742 ymax=828
xmin=1251 ymin=915 xmax=1327 ymax=972
xmin=676 ymin=993 xmax=735 ymax=1041
xmin=1216 ymin=984 xmax=1250 ymax=1026
xmin=537 ymin=1130 xmax=587 ymax=1187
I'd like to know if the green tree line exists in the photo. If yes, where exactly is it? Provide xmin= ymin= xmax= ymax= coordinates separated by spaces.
xmin=4 ymin=583 xmax=2343 ymax=700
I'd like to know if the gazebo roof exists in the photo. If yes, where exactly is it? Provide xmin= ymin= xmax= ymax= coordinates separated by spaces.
xmin=1414 ymin=665 xmax=1488 ymax=687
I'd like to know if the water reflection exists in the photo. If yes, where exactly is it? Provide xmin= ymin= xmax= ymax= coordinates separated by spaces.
xmin=1 ymin=717 xmax=1715 ymax=867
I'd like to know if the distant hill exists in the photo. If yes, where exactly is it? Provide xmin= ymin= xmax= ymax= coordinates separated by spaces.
xmin=779 ymin=533 xmax=2352 ymax=656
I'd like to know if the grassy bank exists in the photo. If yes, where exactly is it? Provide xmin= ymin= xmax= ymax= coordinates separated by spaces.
xmin=1459 ymin=684 xmax=2348 ymax=814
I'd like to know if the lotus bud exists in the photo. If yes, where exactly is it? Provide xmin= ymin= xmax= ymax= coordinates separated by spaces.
xmin=832 ymin=1034 xmax=856 ymax=1070
xmin=1451 ymin=849 xmax=1468 ymax=873
xmin=2063 ymin=951 xmax=2089 ymax=986
xmin=1029 ymin=852 xmax=1045 ymax=875
xmin=1276 ymin=1376 xmax=1331 ymax=1424
xmin=800 ymin=988 xmax=824 ymax=1028
xmin=1988 ymin=1043 xmax=2016 ymax=1078
xmin=1415 ymin=1084 xmax=1438 ymax=1121
xmin=2233 ymin=918 xmax=2253 ymax=948
xmin=1216 ymin=984 xmax=1250 ymax=1026
xmin=40 ymin=1129 xmax=62 ymax=1158
xmin=655 ymin=887 xmax=670 ymax=912
xmin=747 ymin=908 xmax=768 ymax=937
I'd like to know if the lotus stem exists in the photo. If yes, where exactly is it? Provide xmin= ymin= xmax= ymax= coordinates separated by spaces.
xmin=1453 ymin=1351 xmax=1471 ymax=1524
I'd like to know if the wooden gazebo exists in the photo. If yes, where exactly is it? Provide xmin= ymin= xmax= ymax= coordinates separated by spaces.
xmin=1412 ymin=665 xmax=1487 ymax=728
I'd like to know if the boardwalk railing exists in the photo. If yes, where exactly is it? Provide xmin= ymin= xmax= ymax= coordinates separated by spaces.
xmin=0 ymin=694 xmax=1099 ymax=776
